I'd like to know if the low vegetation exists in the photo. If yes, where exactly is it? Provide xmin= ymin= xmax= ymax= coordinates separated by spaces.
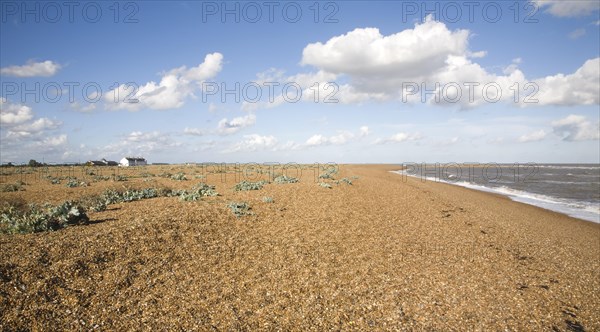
xmin=0 ymin=182 xmax=25 ymax=192
xmin=0 ymin=164 xmax=358 ymax=234
xmin=227 ymin=201 xmax=253 ymax=217
xmin=66 ymin=179 xmax=87 ymax=188
xmin=171 ymin=172 xmax=187 ymax=181
xmin=274 ymin=175 xmax=299 ymax=184
xmin=234 ymin=180 xmax=268 ymax=191
xmin=0 ymin=201 xmax=88 ymax=234
xmin=179 ymin=183 xmax=219 ymax=201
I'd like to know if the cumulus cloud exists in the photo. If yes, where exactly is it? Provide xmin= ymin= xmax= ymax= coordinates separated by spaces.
xmin=35 ymin=134 xmax=68 ymax=148
xmin=305 ymin=134 xmax=328 ymax=147
xmin=105 ymin=53 xmax=223 ymax=111
xmin=224 ymin=134 xmax=277 ymax=153
xmin=223 ymin=126 xmax=368 ymax=153
xmin=518 ymin=130 xmax=547 ymax=142
xmin=359 ymin=126 xmax=370 ymax=137
xmin=305 ymin=130 xmax=356 ymax=147
xmin=1 ymin=99 xmax=62 ymax=140
xmin=533 ymin=0 xmax=600 ymax=17
xmin=101 ymin=131 xmax=181 ymax=157
xmin=268 ymin=17 xmax=598 ymax=108
xmin=302 ymin=16 xmax=469 ymax=81
xmin=534 ymin=58 xmax=600 ymax=106
xmin=0 ymin=98 xmax=33 ymax=125
xmin=183 ymin=127 xmax=204 ymax=136
xmin=7 ymin=118 xmax=62 ymax=138
xmin=217 ymin=113 xmax=256 ymax=135
xmin=552 ymin=115 xmax=599 ymax=141
xmin=374 ymin=132 xmax=422 ymax=144
xmin=0 ymin=60 xmax=61 ymax=77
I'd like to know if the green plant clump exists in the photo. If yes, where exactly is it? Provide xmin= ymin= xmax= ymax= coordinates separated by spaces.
xmin=99 ymin=188 xmax=160 ymax=205
xmin=66 ymin=179 xmax=87 ymax=188
xmin=0 ymin=182 xmax=24 ymax=192
xmin=0 ymin=201 xmax=89 ymax=234
xmin=262 ymin=196 xmax=274 ymax=203
xmin=112 ymin=175 xmax=128 ymax=182
xmin=234 ymin=180 xmax=267 ymax=191
xmin=319 ymin=182 xmax=332 ymax=189
xmin=274 ymin=175 xmax=299 ymax=184
xmin=179 ymin=183 xmax=219 ymax=201
xmin=171 ymin=172 xmax=187 ymax=181
xmin=227 ymin=201 xmax=253 ymax=217
xmin=319 ymin=173 xmax=334 ymax=180
xmin=94 ymin=175 xmax=111 ymax=181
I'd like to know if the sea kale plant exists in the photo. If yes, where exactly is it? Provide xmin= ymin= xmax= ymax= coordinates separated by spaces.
xmin=0 ymin=201 xmax=89 ymax=234
xmin=274 ymin=175 xmax=299 ymax=184
xmin=234 ymin=180 xmax=268 ymax=191
xmin=179 ymin=183 xmax=219 ymax=201
xmin=227 ymin=201 xmax=253 ymax=217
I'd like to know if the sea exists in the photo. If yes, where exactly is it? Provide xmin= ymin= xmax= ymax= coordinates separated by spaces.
xmin=395 ymin=163 xmax=600 ymax=223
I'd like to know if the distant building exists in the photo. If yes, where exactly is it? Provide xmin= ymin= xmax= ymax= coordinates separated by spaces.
xmin=119 ymin=157 xmax=147 ymax=167
xmin=87 ymin=158 xmax=118 ymax=166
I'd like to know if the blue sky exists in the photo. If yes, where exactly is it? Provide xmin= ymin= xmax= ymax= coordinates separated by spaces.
xmin=1 ymin=0 xmax=599 ymax=164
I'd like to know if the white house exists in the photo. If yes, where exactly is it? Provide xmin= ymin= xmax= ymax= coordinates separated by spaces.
xmin=119 ymin=157 xmax=147 ymax=167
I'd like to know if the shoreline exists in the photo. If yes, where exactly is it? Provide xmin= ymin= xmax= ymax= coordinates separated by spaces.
xmin=391 ymin=167 xmax=600 ymax=224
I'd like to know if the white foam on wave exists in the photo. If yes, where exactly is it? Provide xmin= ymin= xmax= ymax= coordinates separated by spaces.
xmin=392 ymin=170 xmax=600 ymax=223
xmin=536 ymin=165 xmax=600 ymax=170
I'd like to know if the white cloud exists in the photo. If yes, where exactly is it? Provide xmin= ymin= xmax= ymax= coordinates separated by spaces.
xmin=569 ymin=28 xmax=586 ymax=39
xmin=359 ymin=126 xmax=370 ymax=137
xmin=70 ymin=101 xmax=97 ymax=113
xmin=101 ymin=131 xmax=181 ymax=156
xmin=305 ymin=131 xmax=355 ymax=147
xmin=487 ymin=137 xmax=505 ymax=145
xmin=274 ymin=140 xmax=302 ymax=151
xmin=533 ymin=0 xmax=600 ymax=17
xmin=518 ymin=130 xmax=547 ymax=142
xmin=172 ymin=52 xmax=224 ymax=81
xmin=294 ymin=18 xmax=524 ymax=108
xmin=183 ymin=127 xmax=204 ymax=136
xmin=288 ymin=18 xmax=597 ymax=108
xmin=374 ymin=132 xmax=422 ymax=144
xmin=305 ymin=134 xmax=329 ymax=147
xmin=35 ymin=134 xmax=67 ymax=148
xmin=302 ymin=16 xmax=469 ymax=81
xmin=0 ymin=60 xmax=61 ymax=77
xmin=534 ymin=57 xmax=600 ymax=106
xmin=390 ymin=132 xmax=422 ymax=142
xmin=433 ymin=136 xmax=460 ymax=147
xmin=255 ymin=67 xmax=286 ymax=83
xmin=0 ymin=98 xmax=33 ymax=125
xmin=7 ymin=118 xmax=62 ymax=138
xmin=225 ymin=134 xmax=277 ymax=153
xmin=208 ymin=103 xmax=218 ymax=113
xmin=468 ymin=51 xmax=487 ymax=58
xmin=552 ymin=115 xmax=600 ymax=141
xmin=217 ymin=113 xmax=256 ymax=135
xmin=105 ymin=53 xmax=223 ymax=111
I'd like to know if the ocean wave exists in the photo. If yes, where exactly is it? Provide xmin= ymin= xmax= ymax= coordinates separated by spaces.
xmin=536 ymin=165 xmax=600 ymax=170
xmin=393 ymin=170 xmax=600 ymax=223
